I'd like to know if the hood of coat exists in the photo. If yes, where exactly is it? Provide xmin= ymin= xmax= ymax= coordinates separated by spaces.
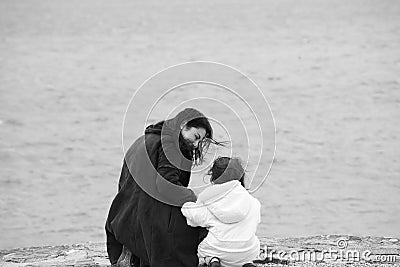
xmin=144 ymin=108 xmax=206 ymax=137
xmin=144 ymin=120 xmax=164 ymax=135
xmin=198 ymin=180 xmax=251 ymax=224
xmin=144 ymin=108 xmax=207 ymax=172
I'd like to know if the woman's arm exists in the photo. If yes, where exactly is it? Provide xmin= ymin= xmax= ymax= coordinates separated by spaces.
xmin=157 ymin=145 xmax=183 ymax=186
xmin=155 ymin=145 xmax=197 ymax=206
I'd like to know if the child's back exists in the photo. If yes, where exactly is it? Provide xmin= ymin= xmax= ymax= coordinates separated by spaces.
xmin=182 ymin=157 xmax=261 ymax=267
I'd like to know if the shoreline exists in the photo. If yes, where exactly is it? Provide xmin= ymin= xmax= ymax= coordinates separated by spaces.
xmin=1 ymin=235 xmax=399 ymax=266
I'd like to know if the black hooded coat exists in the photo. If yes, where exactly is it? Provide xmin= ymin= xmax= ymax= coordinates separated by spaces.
xmin=105 ymin=108 xmax=207 ymax=267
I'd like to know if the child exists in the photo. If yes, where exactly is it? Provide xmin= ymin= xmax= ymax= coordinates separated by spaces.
xmin=182 ymin=157 xmax=260 ymax=267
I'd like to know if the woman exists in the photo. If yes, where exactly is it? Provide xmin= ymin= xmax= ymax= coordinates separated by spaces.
xmin=105 ymin=108 xmax=216 ymax=267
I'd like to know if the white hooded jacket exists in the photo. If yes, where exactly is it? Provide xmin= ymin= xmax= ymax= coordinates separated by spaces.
xmin=182 ymin=180 xmax=261 ymax=257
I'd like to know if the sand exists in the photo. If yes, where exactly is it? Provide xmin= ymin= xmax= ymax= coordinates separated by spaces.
xmin=1 ymin=235 xmax=399 ymax=266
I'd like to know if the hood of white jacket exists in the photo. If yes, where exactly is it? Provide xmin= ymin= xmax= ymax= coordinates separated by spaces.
xmin=198 ymin=180 xmax=251 ymax=224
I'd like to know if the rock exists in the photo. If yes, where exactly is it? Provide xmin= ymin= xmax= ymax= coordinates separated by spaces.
xmin=0 ymin=236 xmax=399 ymax=266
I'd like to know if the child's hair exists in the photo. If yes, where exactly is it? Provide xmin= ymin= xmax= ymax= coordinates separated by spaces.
xmin=207 ymin=157 xmax=245 ymax=187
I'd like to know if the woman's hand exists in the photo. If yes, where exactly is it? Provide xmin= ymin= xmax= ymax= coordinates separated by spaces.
xmin=188 ymin=188 xmax=197 ymax=202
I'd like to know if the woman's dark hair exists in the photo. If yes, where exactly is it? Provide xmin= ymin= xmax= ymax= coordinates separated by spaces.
xmin=207 ymin=157 xmax=245 ymax=187
xmin=185 ymin=117 xmax=226 ymax=165
xmin=185 ymin=117 xmax=213 ymax=139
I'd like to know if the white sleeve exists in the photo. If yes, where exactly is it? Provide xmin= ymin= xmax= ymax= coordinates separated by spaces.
xmin=256 ymin=198 xmax=261 ymax=224
xmin=181 ymin=201 xmax=212 ymax=227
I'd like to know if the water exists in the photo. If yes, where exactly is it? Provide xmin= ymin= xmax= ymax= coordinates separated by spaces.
xmin=1 ymin=0 xmax=400 ymax=249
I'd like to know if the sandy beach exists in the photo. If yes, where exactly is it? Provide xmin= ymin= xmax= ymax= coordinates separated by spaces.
xmin=0 ymin=0 xmax=399 ymax=249
xmin=1 ymin=236 xmax=399 ymax=266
